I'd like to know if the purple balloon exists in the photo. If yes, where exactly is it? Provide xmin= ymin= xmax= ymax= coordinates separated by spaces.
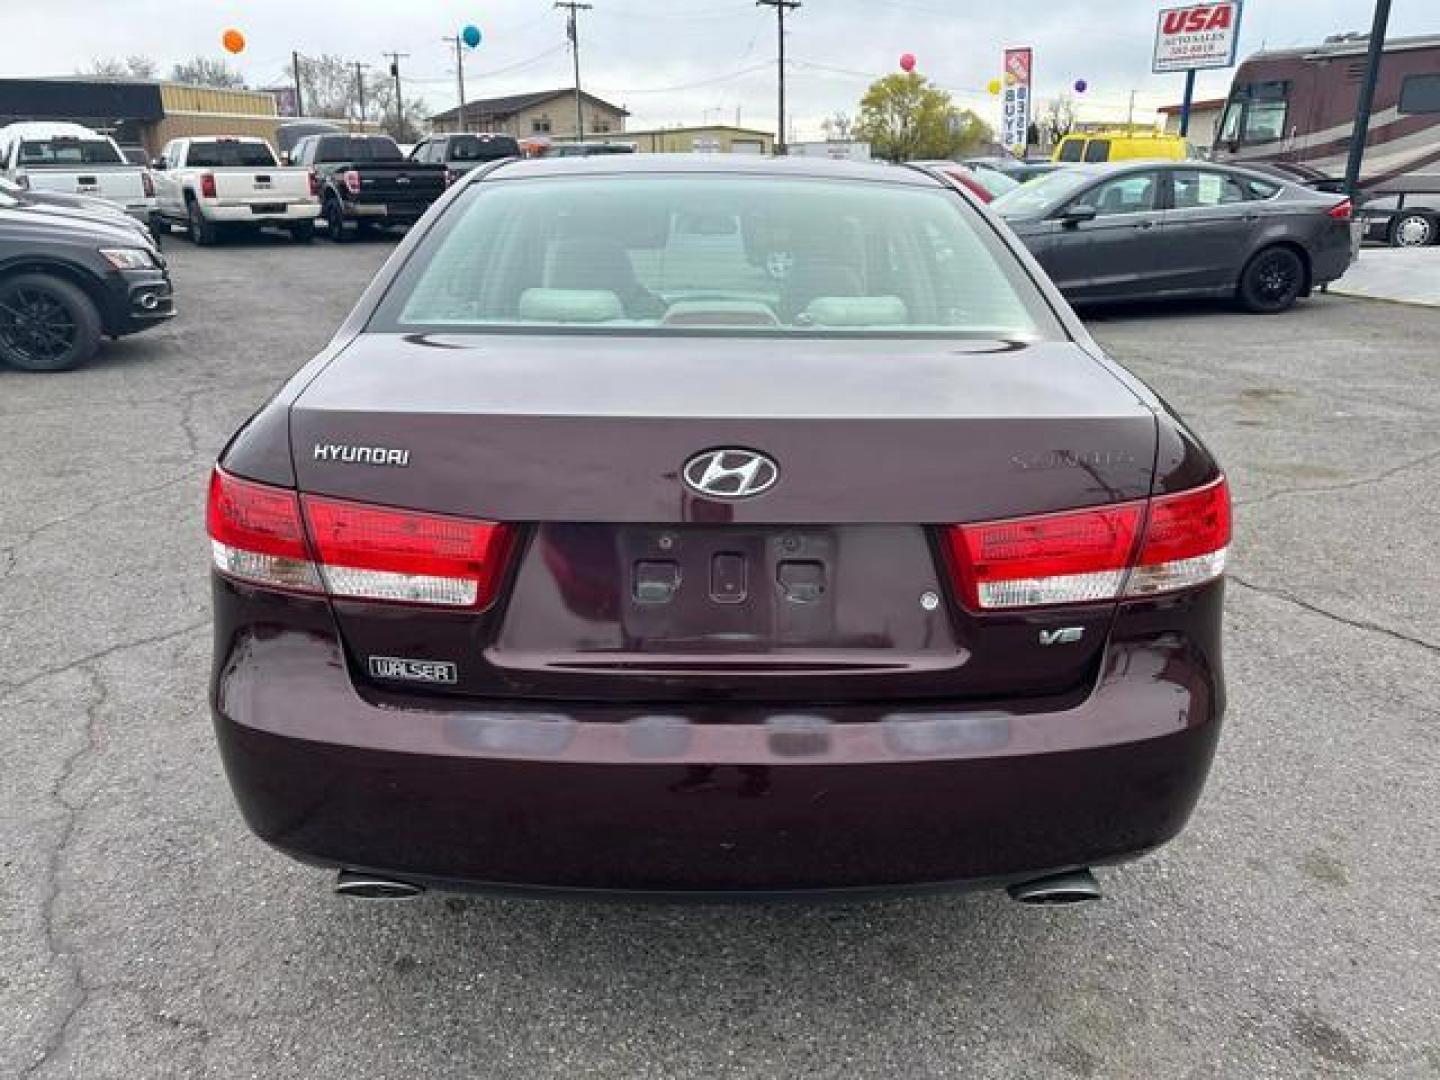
xmin=1074 ymin=79 xmax=1088 ymax=93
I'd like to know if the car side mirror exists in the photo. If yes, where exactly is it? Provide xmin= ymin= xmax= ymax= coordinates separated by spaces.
xmin=150 ymin=158 xmax=167 ymax=171
xmin=1057 ymin=205 xmax=1098 ymax=227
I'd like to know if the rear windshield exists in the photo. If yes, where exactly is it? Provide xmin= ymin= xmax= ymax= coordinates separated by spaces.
xmin=185 ymin=140 xmax=277 ymax=168
xmin=373 ymin=174 xmax=1057 ymax=339
xmin=18 ymin=139 xmax=122 ymax=166
xmin=316 ymin=136 xmax=402 ymax=163
xmin=449 ymin=135 xmax=519 ymax=162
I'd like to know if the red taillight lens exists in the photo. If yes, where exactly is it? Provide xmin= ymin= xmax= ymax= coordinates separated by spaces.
xmin=141 ymin=170 xmax=155 ymax=198
xmin=945 ymin=169 xmax=992 ymax=203
xmin=308 ymin=169 xmax=320 ymax=197
xmin=207 ymin=469 xmax=514 ymax=608
xmin=199 ymin=172 xmax=217 ymax=199
xmin=1328 ymin=198 xmax=1353 ymax=221
xmin=207 ymin=469 xmax=322 ymax=592
xmin=302 ymin=496 xmax=513 ymax=609
xmin=343 ymin=169 xmax=362 ymax=195
xmin=943 ymin=478 xmax=1230 ymax=610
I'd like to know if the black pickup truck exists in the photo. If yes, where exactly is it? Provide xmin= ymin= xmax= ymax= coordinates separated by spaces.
xmin=289 ymin=134 xmax=446 ymax=242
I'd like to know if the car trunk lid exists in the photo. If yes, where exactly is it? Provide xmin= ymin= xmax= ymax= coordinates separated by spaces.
xmin=289 ymin=333 xmax=1157 ymax=704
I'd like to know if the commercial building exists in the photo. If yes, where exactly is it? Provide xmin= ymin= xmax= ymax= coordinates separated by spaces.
xmin=622 ymin=125 xmax=775 ymax=154
xmin=0 ymin=77 xmax=287 ymax=156
xmin=1159 ymin=97 xmax=1227 ymax=152
xmin=428 ymin=89 xmax=628 ymax=140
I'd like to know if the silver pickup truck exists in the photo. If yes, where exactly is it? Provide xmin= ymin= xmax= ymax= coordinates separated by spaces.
xmin=0 ymin=122 xmax=155 ymax=223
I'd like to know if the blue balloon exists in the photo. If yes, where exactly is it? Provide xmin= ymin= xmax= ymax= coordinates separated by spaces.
xmin=462 ymin=24 xmax=482 ymax=49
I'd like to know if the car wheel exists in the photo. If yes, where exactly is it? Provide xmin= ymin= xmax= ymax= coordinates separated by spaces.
xmin=290 ymin=220 xmax=315 ymax=244
xmin=324 ymin=197 xmax=347 ymax=242
xmin=187 ymin=198 xmax=216 ymax=246
xmin=148 ymin=213 xmax=171 ymax=235
xmin=1238 ymin=246 xmax=1305 ymax=313
xmin=1389 ymin=212 xmax=1435 ymax=248
xmin=0 ymin=272 xmax=104 ymax=372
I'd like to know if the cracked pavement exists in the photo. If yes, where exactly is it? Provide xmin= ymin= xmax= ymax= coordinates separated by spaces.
xmin=2 ymin=239 xmax=1437 ymax=1078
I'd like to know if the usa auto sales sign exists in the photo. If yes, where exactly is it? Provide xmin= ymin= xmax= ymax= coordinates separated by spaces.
xmin=1153 ymin=1 xmax=1243 ymax=73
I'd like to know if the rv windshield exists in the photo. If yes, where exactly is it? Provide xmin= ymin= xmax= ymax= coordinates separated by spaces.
xmin=1220 ymin=81 xmax=1291 ymax=145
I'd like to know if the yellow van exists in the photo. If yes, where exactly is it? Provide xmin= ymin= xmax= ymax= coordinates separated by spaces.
xmin=1052 ymin=131 xmax=1194 ymax=164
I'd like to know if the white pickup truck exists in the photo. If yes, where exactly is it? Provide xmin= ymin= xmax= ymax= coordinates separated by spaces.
xmin=151 ymin=136 xmax=320 ymax=245
xmin=0 ymin=122 xmax=155 ymax=224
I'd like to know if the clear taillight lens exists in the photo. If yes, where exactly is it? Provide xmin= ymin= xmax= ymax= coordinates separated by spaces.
xmin=206 ymin=468 xmax=513 ymax=609
xmin=141 ymin=171 xmax=155 ymax=198
xmin=944 ymin=478 xmax=1230 ymax=610
xmin=308 ymin=169 xmax=320 ymax=197
xmin=343 ymin=169 xmax=362 ymax=195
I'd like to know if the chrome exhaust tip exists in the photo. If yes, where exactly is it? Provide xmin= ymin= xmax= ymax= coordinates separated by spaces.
xmin=334 ymin=870 xmax=424 ymax=899
xmin=1006 ymin=868 xmax=1101 ymax=906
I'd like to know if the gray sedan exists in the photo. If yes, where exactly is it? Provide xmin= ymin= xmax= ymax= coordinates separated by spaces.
xmin=990 ymin=162 xmax=1356 ymax=312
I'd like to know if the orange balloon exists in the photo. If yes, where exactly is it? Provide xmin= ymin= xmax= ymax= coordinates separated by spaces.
xmin=222 ymin=28 xmax=246 ymax=54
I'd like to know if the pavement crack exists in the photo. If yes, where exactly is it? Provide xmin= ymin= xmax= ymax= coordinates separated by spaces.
xmin=1229 ymin=575 xmax=1440 ymax=654
xmin=21 ymin=665 xmax=109 ymax=1077
xmin=1235 ymin=445 xmax=1440 ymax=510
xmin=0 ymin=472 xmax=196 ymax=552
xmin=0 ymin=619 xmax=209 ymax=702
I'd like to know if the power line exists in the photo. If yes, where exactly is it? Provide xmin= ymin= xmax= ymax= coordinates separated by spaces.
xmin=756 ymin=0 xmax=800 ymax=154
xmin=555 ymin=2 xmax=594 ymax=140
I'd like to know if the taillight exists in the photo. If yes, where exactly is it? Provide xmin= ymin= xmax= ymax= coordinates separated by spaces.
xmin=141 ymin=170 xmax=155 ymax=198
xmin=207 ymin=469 xmax=322 ymax=593
xmin=343 ymin=169 xmax=362 ymax=196
xmin=307 ymin=169 xmax=320 ymax=197
xmin=945 ymin=169 xmax=992 ymax=203
xmin=207 ymin=468 xmax=513 ymax=609
xmin=199 ymin=172 xmax=217 ymax=199
xmin=1126 ymin=478 xmax=1231 ymax=597
xmin=944 ymin=478 xmax=1230 ymax=610
xmin=15 ymin=173 xmax=30 ymax=191
xmin=1328 ymin=199 xmax=1353 ymax=221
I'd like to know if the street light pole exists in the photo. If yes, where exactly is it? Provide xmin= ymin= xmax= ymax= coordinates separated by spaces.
xmin=1344 ymin=0 xmax=1393 ymax=196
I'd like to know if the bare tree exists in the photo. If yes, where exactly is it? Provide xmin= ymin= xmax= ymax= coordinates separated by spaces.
xmin=81 ymin=56 xmax=158 ymax=79
xmin=287 ymin=54 xmax=357 ymax=120
xmin=170 ymin=56 xmax=246 ymax=90
xmin=821 ymin=111 xmax=854 ymax=140
xmin=1038 ymin=95 xmax=1077 ymax=148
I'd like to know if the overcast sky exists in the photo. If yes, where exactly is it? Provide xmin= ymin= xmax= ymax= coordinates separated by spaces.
xmin=7 ymin=0 xmax=1436 ymax=137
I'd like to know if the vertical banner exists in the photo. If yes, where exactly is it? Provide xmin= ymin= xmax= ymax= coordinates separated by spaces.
xmin=1002 ymin=47 xmax=1033 ymax=156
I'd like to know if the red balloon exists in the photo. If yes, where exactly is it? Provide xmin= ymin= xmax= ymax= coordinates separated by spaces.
xmin=899 ymin=52 xmax=916 ymax=73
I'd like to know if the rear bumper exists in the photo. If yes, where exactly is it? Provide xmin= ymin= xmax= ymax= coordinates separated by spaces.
xmin=203 ymin=201 xmax=320 ymax=224
xmin=210 ymin=579 xmax=1225 ymax=894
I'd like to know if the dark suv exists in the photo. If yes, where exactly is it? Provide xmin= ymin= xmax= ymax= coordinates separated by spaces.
xmin=409 ymin=133 xmax=521 ymax=186
xmin=208 ymin=156 xmax=1229 ymax=902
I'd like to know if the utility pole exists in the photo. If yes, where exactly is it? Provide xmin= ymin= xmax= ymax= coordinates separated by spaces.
xmin=383 ymin=52 xmax=409 ymax=138
xmin=757 ymin=0 xmax=800 ymax=155
xmin=1345 ymin=0 xmax=1393 ymax=196
xmin=555 ymin=2 xmax=593 ymax=141
xmin=291 ymin=51 xmax=305 ymax=118
xmin=354 ymin=62 xmax=367 ymax=129
xmin=443 ymin=35 xmax=468 ymax=132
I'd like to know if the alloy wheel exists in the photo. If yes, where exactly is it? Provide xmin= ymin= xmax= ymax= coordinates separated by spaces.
xmin=0 ymin=285 xmax=79 ymax=366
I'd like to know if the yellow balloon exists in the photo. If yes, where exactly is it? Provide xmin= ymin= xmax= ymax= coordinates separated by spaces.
xmin=986 ymin=78 xmax=1002 ymax=95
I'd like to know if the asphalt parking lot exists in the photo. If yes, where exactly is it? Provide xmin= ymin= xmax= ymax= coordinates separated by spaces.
xmin=3 ymin=237 xmax=1437 ymax=1079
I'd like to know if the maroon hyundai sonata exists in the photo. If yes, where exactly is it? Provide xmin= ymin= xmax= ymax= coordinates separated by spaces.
xmin=207 ymin=156 xmax=1229 ymax=902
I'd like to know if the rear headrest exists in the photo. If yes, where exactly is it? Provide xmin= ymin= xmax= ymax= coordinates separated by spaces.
xmin=802 ymin=296 xmax=909 ymax=327
xmin=517 ymin=288 xmax=625 ymax=323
